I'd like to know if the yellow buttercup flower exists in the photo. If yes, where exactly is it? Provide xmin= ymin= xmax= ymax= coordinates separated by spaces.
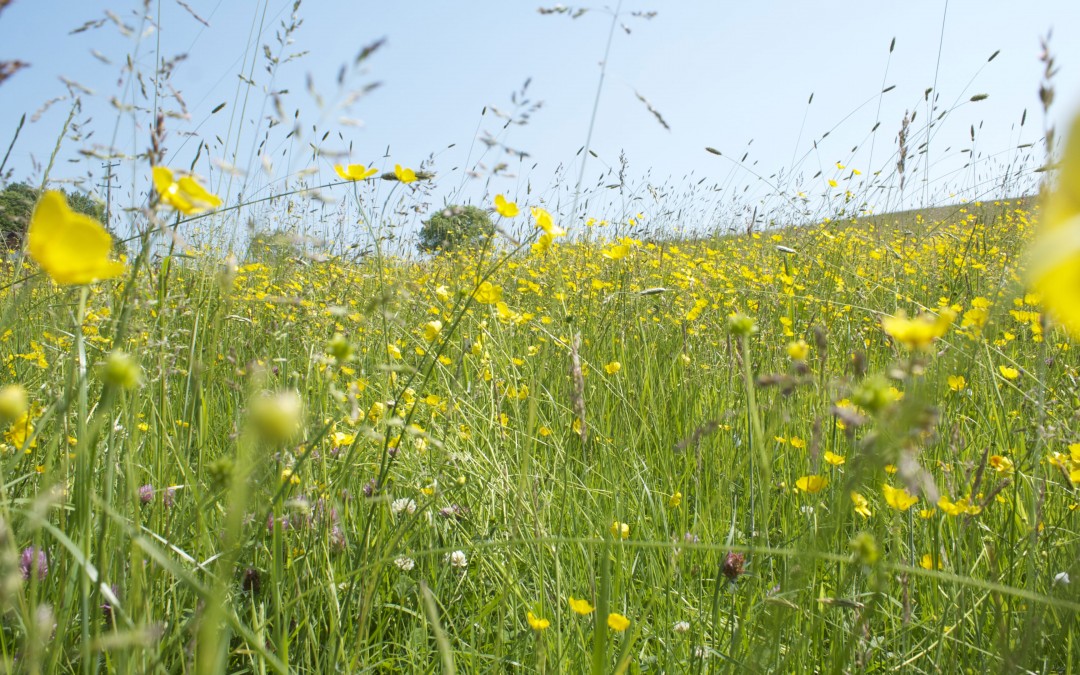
xmin=334 ymin=163 xmax=378 ymax=181
xmin=881 ymin=310 xmax=953 ymax=351
xmin=850 ymin=491 xmax=872 ymax=518
xmin=526 ymin=611 xmax=550 ymax=631
xmin=394 ymin=164 xmax=417 ymax=183
xmin=604 ymin=361 xmax=621 ymax=375
xmin=27 ymin=191 xmax=125 ymax=285
xmin=882 ymin=483 xmax=918 ymax=511
xmin=473 ymin=281 xmax=503 ymax=305
xmin=998 ymin=365 xmax=1019 ymax=380
xmin=947 ymin=375 xmax=966 ymax=392
xmin=787 ymin=340 xmax=809 ymax=361
xmin=531 ymin=207 xmax=566 ymax=236
xmin=611 ymin=521 xmax=630 ymax=539
xmin=795 ymin=475 xmax=828 ymax=494
xmin=1028 ymin=113 xmax=1080 ymax=337
xmin=607 ymin=613 xmax=630 ymax=632
xmin=423 ymin=320 xmax=443 ymax=342
xmin=152 ymin=167 xmax=222 ymax=215
xmin=823 ymin=451 xmax=845 ymax=466
xmin=568 ymin=596 xmax=594 ymax=615
xmin=494 ymin=194 xmax=519 ymax=218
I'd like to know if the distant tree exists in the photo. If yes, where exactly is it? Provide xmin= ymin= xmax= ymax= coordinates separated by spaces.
xmin=0 ymin=183 xmax=112 ymax=249
xmin=417 ymin=205 xmax=494 ymax=254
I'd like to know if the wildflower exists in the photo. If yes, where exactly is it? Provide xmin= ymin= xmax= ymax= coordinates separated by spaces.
xmin=393 ymin=164 xmax=417 ymax=183
xmin=998 ymin=365 xmax=1019 ymax=380
xmin=568 ymin=596 xmax=594 ymax=615
xmin=1027 ymin=113 xmax=1080 ymax=338
xmin=248 ymin=390 xmax=304 ymax=444
xmin=0 ymin=385 xmax=28 ymax=425
xmin=531 ymin=207 xmax=566 ymax=236
xmin=882 ymin=484 xmax=918 ymax=511
xmin=20 ymin=546 xmax=47 ymax=581
xmin=823 ymin=451 xmax=845 ymax=466
xmin=152 ymin=167 xmax=222 ymax=215
xmin=850 ymin=491 xmax=872 ymax=518
xmin=494 ymin=194 xmax=519 ymax=218
xmin=334 ymin=163 xmax=378 ymax=181
xmin=526 ymin=611 xmax=550 ymax=631
xmin=391 ymin=498 xmax=417 ymax=515
xmin=790 ymin=437 xmax=806 ymax=450
xmin=881 ymin=310 xmax=953 ymax=350
xmin=787 ymin=340 xmax=809 ymax=361
xmin=473 ymin=281 xmax=503 ymax=305
xmin=26 ymin=191 xmax=125 ymax=285
xmin=4 ymin=412 xmax=36 ymax=450
xmin=850 ymin=532 xmax=879 ymax=566
xmin=611 ymin=521 xmax=630 ymax=539
xmin=607 ymin=613 xmax=631 ymax=632
xmin=668 ymin=491 xmax=683 ymax=508
xmin=327 ymin=333 xmax=353 ymax=362
xmin=386 ymin=343 xmax=402 ymax=360
xmin=604 ymin=361 xmax=621 ymax=375
xmin=602 ymin=242 xmax=631 ymax=260
xmin=423 ymin=320 xmax=443 ymax=342
xmin=947 ymin=375 xmax=966 ymax=392
xmin=1054 ymin=571 xmax=1071 ymax=586
xmin=795 ymin=475 xmax=827 ymax=494
xmin=673 ymin=621 xmax=691 ymax=634
xmin=138 ymin=484 xmax=154 ymax=504
xmin=937 ymin=495 xmax=981 ymax=516
xmin=726 ymin=312 xmax=758 ymax=337
xmin=367 ymin=401 xmax=385 ymax=424
xmin=722 ymin=552 xmax=745 ymax=582
xmin=919 ymin=554 xmax=942 ymax=570
xmin=446 ymin=550 xmax=467 ymax=568
xmin=394 ymin=556 xmax=415 ymax=571
xmin=988 ymin=454 xmax=1014 ymax=475
xmin=100 ymin=351 xmax=142 ymax=389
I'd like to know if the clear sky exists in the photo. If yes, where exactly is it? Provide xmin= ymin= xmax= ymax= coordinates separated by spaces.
xmin=1 ymin=1 xmax=1079 ymax=243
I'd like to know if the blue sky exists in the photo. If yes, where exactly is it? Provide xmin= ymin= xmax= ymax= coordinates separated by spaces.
xmin=1 ymin=1 xmax=1078 ymax=242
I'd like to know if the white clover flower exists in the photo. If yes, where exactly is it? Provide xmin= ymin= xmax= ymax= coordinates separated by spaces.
xmin=391 ymin=498 xmax=417 ymax=516
xmin=446 ymin=550 xmax=467 ymax=569
xmin=1053 ymin=571 xmax=1070 ymax=586
xmin=394 ymin=556 xmax=415 ymax=571
xmin=673 ymin=621 xmax=690 ymax=634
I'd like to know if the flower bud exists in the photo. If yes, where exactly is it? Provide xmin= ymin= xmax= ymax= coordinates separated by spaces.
xmin=249 ymin=390 xmax=304 ymax=444
xmin=101 ymin=351 xmax=142 ymax=390
xmin=0 ymin=385 xmax=28 ymax=425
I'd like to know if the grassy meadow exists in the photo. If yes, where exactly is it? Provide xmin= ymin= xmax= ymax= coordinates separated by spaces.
xmin=2 ymin=4 xmax=1080 ymax=674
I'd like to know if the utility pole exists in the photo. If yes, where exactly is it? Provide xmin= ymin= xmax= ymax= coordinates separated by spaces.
xmin=96 ymin=161 xmax=120 ymax=227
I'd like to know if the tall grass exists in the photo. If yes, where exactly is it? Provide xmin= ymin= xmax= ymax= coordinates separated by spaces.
xmin=0 ymin=2 xmax=1076 ymax=673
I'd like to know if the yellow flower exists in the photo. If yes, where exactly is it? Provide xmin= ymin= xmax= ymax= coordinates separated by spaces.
xmin=604 ymin=361 xmax=621 ymax=375
xmin=611 ymin=521 xmax=630 ymax=539
xmin=531 ymin=207 xmax=566 ymax=236
xmin=668 ymin=491 xmax=682 ymax=508
xmin=248 ymin=390 xmax=303 ymax=444
xmin=334 ymin=163 xmax=378 ymax=181
xmin=4 ymin=412 xmax=36 ymax=450
xmin=947 ymin=375 xmax=966 ymax=392
xmin=795 ymin=475 xmax=828 ymax=494
xmin=473 ymin=281 xmax=503 ymax=305
xmin=937 ymin=495 xmax=981 ymax=517
xmin=1027 ymin=113 xmax=1080 ymax=338
xmin=988 ymin=454 xmax=1014 ymax=475
xmin=919 ymin=554 xmax=942 ymax=570
xmin=367 ymin=401 xmax=386 ymax=424
xmin=152 ymin=166 xmax=222 ymax=215
xmin=568 ymin=596 xmax=594 ymax=615
xmin=828 ymin=178 xmax=838 ymax=188
xmin=881 ymin=310 xmax=953 ymax=351
xmin=27 ymin=191 xmax=125 ymax=285
xmin=850 ymin=491 xmax=872 ymax=518
xmin=423 ymin=320 xmax=443 ymax=342
xmin=602 ymin=242 xmax=631 ymax=260
xmin=607 ymin=613 xmax=631 ymax=632
xmin=823 ymin=451 xmax=845 ymax=466
xmin=526 ymin=611 xmax=550 ymax=631
xmin=435 ymin=285 xmax=451 ymax=302
xmin=387 ymin=343 xmax=402 ymax=360
xmin=790 ymin=436 xmax=806 ymax=450
xmin=998 ymin=365 xmax=1019 ymax=380
xmin=0 ymin=385 xmax=28 ymax=425
xmin=787 ymin=340 xmax=809 ymax=361
xmin=494 ymin=194 xmax=519 ymax=218
xmin=394 ymin=164 xmax=417 ymax=183
xmin=882 ymin=483 xmax=918 ymax=511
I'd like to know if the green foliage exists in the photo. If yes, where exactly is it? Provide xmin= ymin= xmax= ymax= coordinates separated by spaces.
xmin=417 ymin=204 xmax=494 ymax=253
xmin=0 ymin=183 xmax=110 ymax=249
